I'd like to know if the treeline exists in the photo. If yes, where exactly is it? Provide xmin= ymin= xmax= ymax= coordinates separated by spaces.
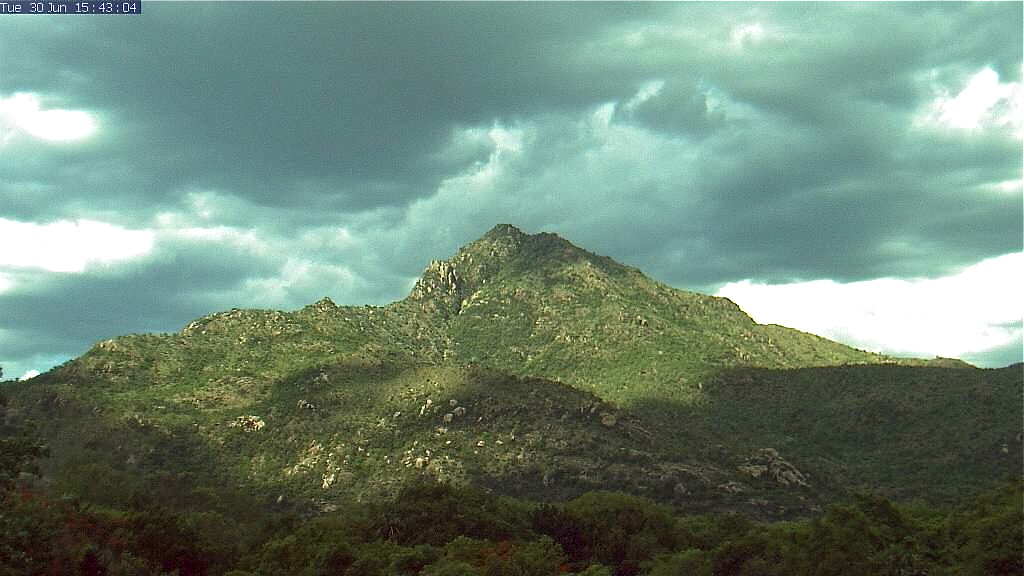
xmin=1 ymin=478 xmax=1021 ymax=576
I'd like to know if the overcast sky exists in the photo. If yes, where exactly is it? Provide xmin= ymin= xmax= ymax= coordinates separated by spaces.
xmin=1 ymin=2 xmax=1021 ymax=380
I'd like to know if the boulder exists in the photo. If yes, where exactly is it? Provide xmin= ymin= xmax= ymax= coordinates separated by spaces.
xmin=738 ymin=448 xmax=808 ymax=487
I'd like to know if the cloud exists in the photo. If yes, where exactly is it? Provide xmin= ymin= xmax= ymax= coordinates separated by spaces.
xmin=915 ymin=67 xmax=1023 ymax=135
xmin=0 ymin=218 xmax=154 ymax=273
xmin=0 ymin=92 xmax=98 ymax=143
xmin=19 ymin=369 xmax=39 ymax=381
xmin=716 ymin=252 xmax=1023 ymax=366
xmin=390 ymin=66 xmax=1021 ymax=293
xmin=623 ymin=80 xmax=666 ymax=113
xmin=730 ymin=23 xmax=766 ymax=50
xmin=0 ymin=3 xmax=644 ymax=217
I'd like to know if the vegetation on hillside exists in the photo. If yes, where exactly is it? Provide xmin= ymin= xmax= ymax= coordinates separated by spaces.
xmin=1 ymin=449 xmax=1020 ymax=576
xmin=1 ymin=225 xmax=1021 ymax=575
xmin=8 ymin=355 xmax=1021 ymax=521
xmin=638 ymin=364 xmax=1024 ymax=507
xmin=3 ymin=405 xmax=1021 ymax=575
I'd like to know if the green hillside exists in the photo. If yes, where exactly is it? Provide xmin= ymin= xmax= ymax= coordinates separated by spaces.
xmin=2 ymin=224 xmax=1020 ymax=522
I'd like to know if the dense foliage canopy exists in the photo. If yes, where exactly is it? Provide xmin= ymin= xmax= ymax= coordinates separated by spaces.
xmin=1 ymin=432 xmax=1020 ymax=576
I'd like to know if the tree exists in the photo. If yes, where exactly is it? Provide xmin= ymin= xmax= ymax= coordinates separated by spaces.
xmin=370 ymin=482 xmax=531 ymax=547
xmin=422 ymin=559 xmax=482 ymax=576
xmin=0 ymin=390 xmax=48 ymax=491
xmin=553 ymin=492 xmax=677 ymax=575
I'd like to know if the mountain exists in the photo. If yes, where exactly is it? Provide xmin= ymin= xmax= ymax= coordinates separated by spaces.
xmin=3 ymin=224 xmax=1020 ymax=519
xmin=401 ymin=223 xmax=909 ymax=405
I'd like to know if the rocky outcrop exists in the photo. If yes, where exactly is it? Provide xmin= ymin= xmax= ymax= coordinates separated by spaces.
xmin=408 ymin=260 xmax=465 ymax=317
xmin=231 ymin=415 xmax=266 ymax=432
xmin=738 ymin=448 xmax=808 ymax=487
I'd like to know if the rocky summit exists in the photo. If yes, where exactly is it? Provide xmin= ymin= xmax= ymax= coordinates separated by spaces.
xmin=2 ymin=224 xmax=1020 ymax=520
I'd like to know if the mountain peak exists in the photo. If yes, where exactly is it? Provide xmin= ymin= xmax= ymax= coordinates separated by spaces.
xmin=400 ymin=226 xmax=532 ymax=318
xmin=463 ymin=224 xmax=594 ymax=267
xmin=483 ymin=223 xmax=527 ymax=240
xmin=406 ymin=224 xmax=610 ymax=315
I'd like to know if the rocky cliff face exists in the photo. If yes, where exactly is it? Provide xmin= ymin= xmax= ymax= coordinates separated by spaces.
xmin=409 ymin=260 xmax=466 ymax=317
xmin=407 ymin=225 xmax=537 ymax=318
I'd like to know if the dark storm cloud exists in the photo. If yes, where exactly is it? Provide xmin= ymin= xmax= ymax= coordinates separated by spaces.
xmin=2 ymin=2 xmax=649 ymax=219
xmin=580 ymin=2 xmax=1023 ymax=288
xmin=0 ymin=2 xmax=1020 ymax=376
